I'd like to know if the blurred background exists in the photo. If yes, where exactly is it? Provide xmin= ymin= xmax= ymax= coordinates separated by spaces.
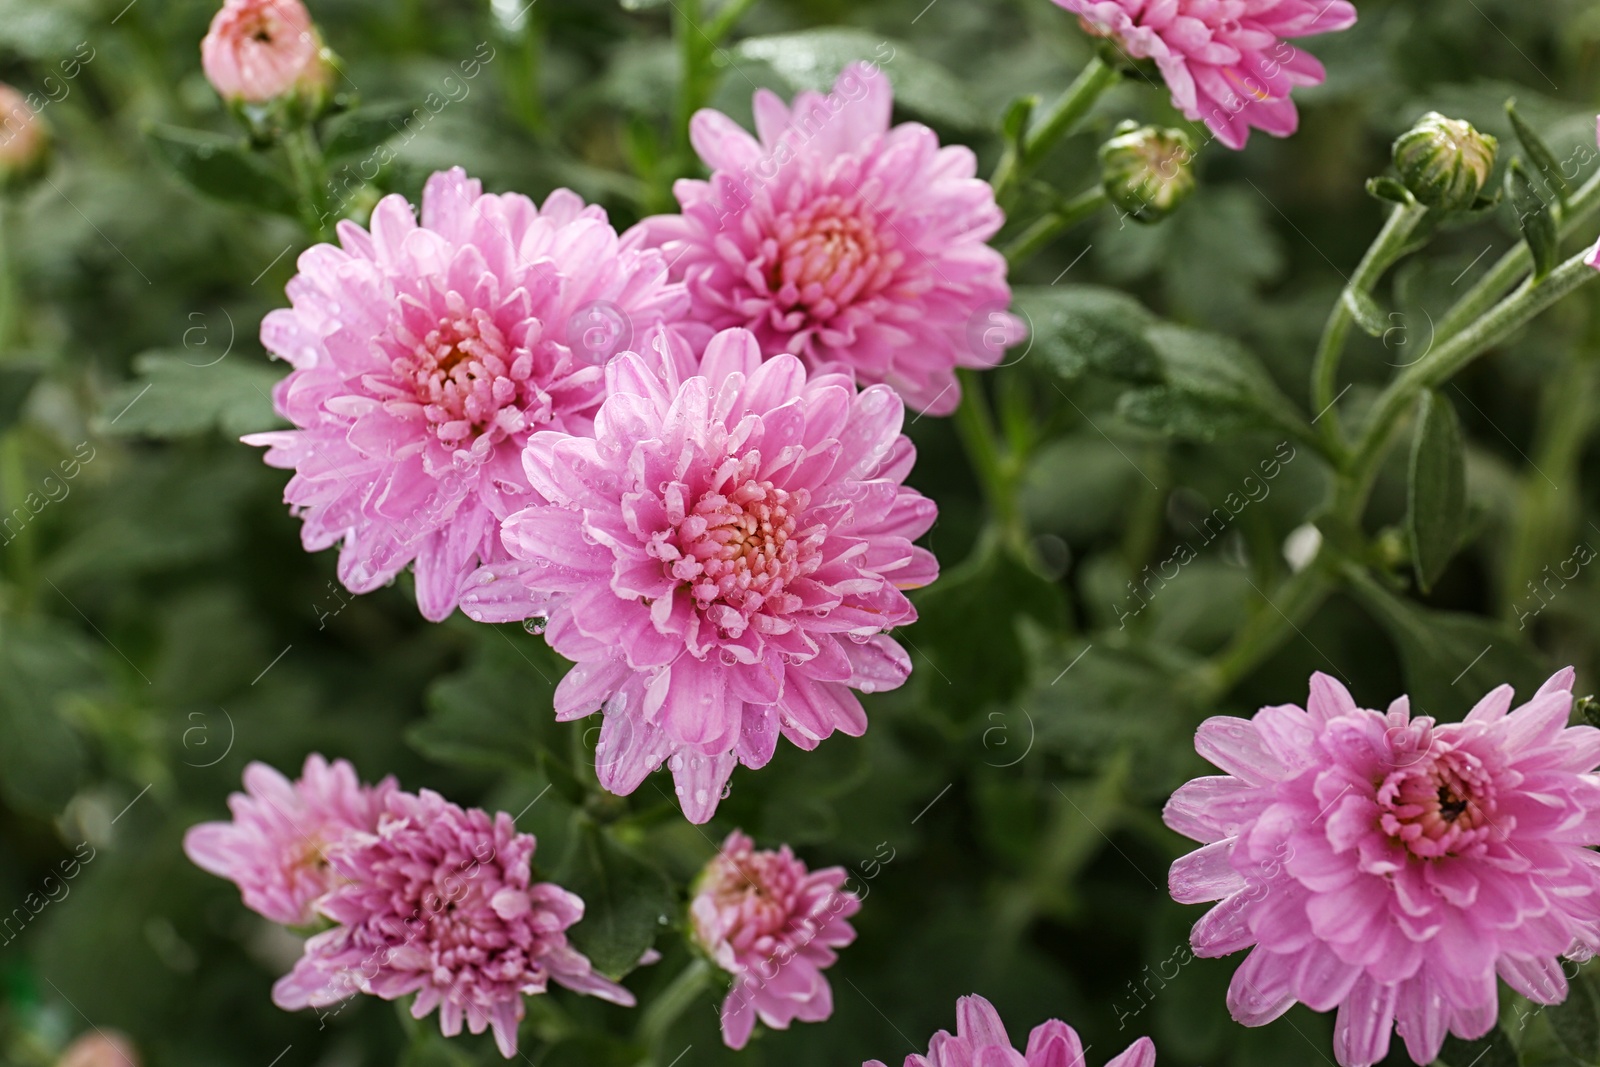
xmin=0 ymin=0 xmax=1598 ymax=1064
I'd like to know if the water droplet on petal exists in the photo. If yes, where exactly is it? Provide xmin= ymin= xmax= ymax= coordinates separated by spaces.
xmin=522 ymin=615 xmax=548 ymax=636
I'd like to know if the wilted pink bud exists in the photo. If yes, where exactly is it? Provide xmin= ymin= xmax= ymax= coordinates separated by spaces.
xmin=0 ymin=84 xmax=47 ymax=181
xmin=200 ymin=0 xmax=332 ymax=107
xmin=56 ymin=1032 xmax=140 ymax=1067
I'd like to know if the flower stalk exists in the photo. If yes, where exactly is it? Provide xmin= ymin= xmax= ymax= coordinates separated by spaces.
xmin=991 ymin=56 xmax=1120 ymax=207
xmin=1309 ymin=198 xmax=1430 ymax=455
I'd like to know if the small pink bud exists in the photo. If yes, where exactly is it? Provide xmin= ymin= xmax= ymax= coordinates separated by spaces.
xmin=0 ymin=83 xmax=48 ymax=181
xmin=200 ymin=0 xmax=333 ymax=107
xmin=56 ymin=1032 xmax=140 ymax=1067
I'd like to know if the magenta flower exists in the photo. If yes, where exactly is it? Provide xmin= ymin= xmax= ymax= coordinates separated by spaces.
xmin=868 ymin=994 xmax=1156 ymax=1067
xmin=272 ymin=787 xmax=632 ymax=1058
xmin=1051 ymin=0 xmax=1357 ymax=150
xmin=1165 ymin=669 xmax=1600 ymax=1067
xmin=460 ymin=327 xmax=938 ymax=822
xmin=627 ymin=62 xmax=1024 ymax=416
xmin=244 ymin=168 xmax=688 ymax=621
xmin=201 ymin=0 xmax=331 ymax=105
xmin=691 ymin=830 xmax=860 ymax=1049
xmin=184 ymin=754 xmax=392 ymax=927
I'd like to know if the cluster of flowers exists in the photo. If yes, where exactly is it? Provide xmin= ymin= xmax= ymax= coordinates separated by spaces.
xmin=185 ymin=758 xmax=862 ymax=1056
xmin=232 ymin=15 xmax=1009 ymax=822
xmin=186 ymin=5 xmax=1600 ymax=1067
xmin=184 ymin=756 xmax=634 ymax=1056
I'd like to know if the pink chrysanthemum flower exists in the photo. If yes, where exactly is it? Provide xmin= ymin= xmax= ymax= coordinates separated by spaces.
xmin=201 ymin=0 xmax=331 ymax=105
xmin=1165 ymin=669 xmax=1600 ymax=1067
xmin=627 ymin=62 xmax=1024 ymax=417
xmin=459 ymin=327 xmax=938 ymax=822
xmin=868 ymin=994 xmax=1156 ymax=1067
xmin=184 ymin=754 xmax=392 ymax=926
xmin=1051 ymin=0 xmax=1358 ymax=150
xmin=272 ymin=787 xmax=632 ymax=1059
xmin=691 ymin=830 xmax=860 ymax=1049
xmin=244 ymin=167 xmax=688 ymax=621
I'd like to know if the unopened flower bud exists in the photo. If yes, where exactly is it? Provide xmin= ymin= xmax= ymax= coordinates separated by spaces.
xmin=1392 ymin=113 xmax=1497 ymax=212
xmin=57 ymin=1032 xmax=140 ymax=1067
xmin=0 ymin=83 xmax=48 ymax=187
xmin=1099 ymin=123 xmax=1196 ymax=223
xmin=201 ymin=0 xmax=336 ymax=115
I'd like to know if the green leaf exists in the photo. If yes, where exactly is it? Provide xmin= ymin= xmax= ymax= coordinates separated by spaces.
xmin=1349 ymin=575 xmax=1548 ymax=721
xmin=558 ymin=821 xmax=673 ymax=979
xmin=408 ymin=636 xmax=563 ymax=774
xmin=1507 ymin=158 xmax=1559 ymax=280
xmin=1343 ymin=287 xmax=1390 ymax=338
xmin=1001 ymin=95 xmax=1036 ymax=147
xmin=1367 ymin=176 xmax=1416 ymax=206
xmin=618 ymin=0 xmax=669 ymax=9
xmin=1549 ymin=971 xmax=1600 ymax=1062
xmin=908 ymin=543 xmax=1067 ymax=716
xmin=1437 ymin=1027 xmax=1519 ymax=1067
xmin=733 ymin=30 xmax=985 ymax=129
xmin=96 ymin=351 xmax=286 ymax=439
xmin=144 ymin=124 xmax=301 ymax=218
xmin=320 ymin=104 xmax=413 ymax=160
xmin=1506 ymin=98 xmax=1570 ymax=204
xmin=1407 ymin=390 xmax=1467 ymax=593
xmin=1116 ymin=325 xmax=1306 ymax=444
xmin=1013 ymin=285 xmax=1161 ymax=385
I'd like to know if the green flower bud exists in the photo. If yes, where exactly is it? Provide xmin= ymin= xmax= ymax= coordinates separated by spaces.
xmin=1392 ymin=113 xmax=1497 ymax=211
xmin=1099 ymin=123 xmax=1197 ymax=224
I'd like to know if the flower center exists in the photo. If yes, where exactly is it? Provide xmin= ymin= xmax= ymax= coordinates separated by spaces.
xmin=390 ymin=297 xmax=545 ymax=447
xmin=1376 ymin=745 xmax=1497 ymax=859
xmin=704 ymin=854 xmax=793 ymax=942
xmin=764 ymin=198 xmax=900 ymax=316
xmin=658 ymin=479 xmax=819 ymax=638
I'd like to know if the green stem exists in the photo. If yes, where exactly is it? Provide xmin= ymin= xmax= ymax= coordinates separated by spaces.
xmin=0 ymin=199 xmax=14 ymax=357
xmin=991 ymin=56 xmax=1119 ymax=207
xmin=1436 ymin=167 xmax=1600 ymax=339
xmin=1340 ymin=247 xmax=1600 ymax=517
xmin=952 ymin=369 xmax=1027 ymax=552
xmin=1309 ymin=199 xmax=1429 ymax=455
xmin=1497 ymin=345 xmax=1599 ymax=622
xmin=1191 ymin=554 xmax=1334 ymax=706
xmin=637 ymin=958 xmax=712 ymax=1059
xmin=505 ymin=8 xmax=550 ymax=141
xmin=704 ymin=0 xmax=760 ymax=43
xmin=282 ymin=126 xmax=332 ymax=240
xmin=1003 ymin=186 xmax=1109 ymax=265
xmin=674 ymin=0 xmax=710 ymax=158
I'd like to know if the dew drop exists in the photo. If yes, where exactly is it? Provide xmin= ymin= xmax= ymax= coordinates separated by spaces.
xmin=522 ymin=615 xmax=548 ymax=636
xmin=720 ymin=781 xmax=733 ymax=799
xmin=695 ymin=788 xmax=709 ymax=806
